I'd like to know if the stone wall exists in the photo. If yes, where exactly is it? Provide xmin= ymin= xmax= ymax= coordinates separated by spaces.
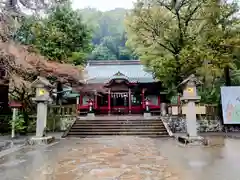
xmin=166 ymin=116 xmax=223 ymax=133
xmin=60 ymin=116 xmax=75 ymax=131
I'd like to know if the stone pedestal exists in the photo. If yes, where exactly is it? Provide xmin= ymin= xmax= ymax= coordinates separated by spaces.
xmin=36 ymin=102 xmax=48 ymax=137
xmin=87 ymin=113 xmax=95 ymax=119
xmin=28 ymin=136 xmax=55 ymax=145
xmin=144 ymin=112 xmax=151 ymax=119
xmin=186 ymin=101 xmax=197 ymax=137
xmin=177 ymin=135 xmax=208 ymax=146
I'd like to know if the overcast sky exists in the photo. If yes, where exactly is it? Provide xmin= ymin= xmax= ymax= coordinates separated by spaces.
xmin=72 ymin=0 xmax=135 ymax=11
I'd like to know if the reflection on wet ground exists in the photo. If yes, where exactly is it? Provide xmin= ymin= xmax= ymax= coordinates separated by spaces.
xmin=0 ymin=136 xmax=239 ymax=180
xmin=155 ymin=136 xmax=240 ymax=180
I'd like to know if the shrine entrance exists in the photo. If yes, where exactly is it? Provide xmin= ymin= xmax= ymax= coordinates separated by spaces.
xmin=110 ymin=92 xmax=129 ymax=115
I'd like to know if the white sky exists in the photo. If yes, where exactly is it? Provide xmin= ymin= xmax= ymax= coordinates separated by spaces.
xmin=72 ymin=0 xmax=135 ymax=11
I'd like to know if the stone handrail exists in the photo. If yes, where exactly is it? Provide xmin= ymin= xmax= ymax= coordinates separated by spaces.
xmin=161 ymin=117 xmax=173 ymax=137
xmin=62 ymin=117 xmax=77 ymax=138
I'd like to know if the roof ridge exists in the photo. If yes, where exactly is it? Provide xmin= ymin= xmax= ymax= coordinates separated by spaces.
xmin=88 ymin=60 xmax=141 ymax=66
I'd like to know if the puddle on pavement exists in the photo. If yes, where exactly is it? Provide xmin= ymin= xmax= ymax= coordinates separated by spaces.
xmin=188 ymin=160 xmax=207 ymax=168
xmin=0 ymin=159 xmax=26 ymax=167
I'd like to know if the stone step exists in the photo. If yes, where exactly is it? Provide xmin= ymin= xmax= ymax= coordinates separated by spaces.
xmin=73 ymin=123 xmax=164 ymax=126
xmin=74 ymin=122 xmax=164 ymax=125
xmin=65 ymin=118 xmax=169 ymax=138
xmin=69 ymin=128 xmax=167 ymax=132
xmin=66 ymin=135 xmax=170 ymax=138
xmin=67 ymin=131 xmax=168 ymax=135
xmin=71 ymin=125 xmax=165 ymax=129
xmin=76 ymin=120 xmax=162 ymax=122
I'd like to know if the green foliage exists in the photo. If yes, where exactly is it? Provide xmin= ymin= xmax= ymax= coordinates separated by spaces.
xmin=125 ymin=0 xmax=240 ymax=101
xmin=14 ymin=1 xmax=92 ymax=65
xmin=80 ymin=8 xmax=137 ymax=60
xmin=90 ymin=44 xmax=117 ymax=60
xmin=9 ymin=114 xmax=26 ymax=133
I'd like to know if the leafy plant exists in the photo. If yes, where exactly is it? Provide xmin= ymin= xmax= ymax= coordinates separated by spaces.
xmin=9 ymin=114 xmax=27 ymax=133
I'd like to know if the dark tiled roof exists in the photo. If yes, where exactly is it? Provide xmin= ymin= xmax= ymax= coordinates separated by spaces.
xmin=85 ymin=60 xmax=155 ymax=83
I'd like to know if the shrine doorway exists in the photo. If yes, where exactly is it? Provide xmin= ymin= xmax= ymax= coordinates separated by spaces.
xmin=111 ymin=92 xmax=129 ymax=114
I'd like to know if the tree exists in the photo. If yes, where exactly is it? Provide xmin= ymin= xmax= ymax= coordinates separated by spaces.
xmin=14 ymin=1 xmax=92 ymax=65
xmin=0 ymin=0 xmax=67 ymax=42
xmin=79 ymin=8 xmax=137 ymax=60
xmin=125 ymin=0 xmax=240 ymax=91
xmin=89 ymin=44 xmax=117 ymax=60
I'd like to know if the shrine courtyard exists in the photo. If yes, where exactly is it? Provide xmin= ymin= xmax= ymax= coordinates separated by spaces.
xmin=0 ymin=135 xmax=240 ymax=180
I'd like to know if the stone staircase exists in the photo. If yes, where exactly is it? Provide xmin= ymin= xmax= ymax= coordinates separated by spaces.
xmin=63 ymin=116 xmax=170 ymax=138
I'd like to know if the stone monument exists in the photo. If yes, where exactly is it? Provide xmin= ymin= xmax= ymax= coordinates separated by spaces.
xmin=30 ymin=76 xmax=55 ymax=145
xmin=179 ymin=74 xmax=206 ymax=145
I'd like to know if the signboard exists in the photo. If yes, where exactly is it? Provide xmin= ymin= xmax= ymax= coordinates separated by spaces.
xmin=170 ymin=96 xmax=178 ymax=105
xmin=221 ymin=86 xmax=240 ymax=124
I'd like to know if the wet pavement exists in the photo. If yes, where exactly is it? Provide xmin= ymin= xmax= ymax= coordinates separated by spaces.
xmin=0 ymin=136 xmax=239 ymax=180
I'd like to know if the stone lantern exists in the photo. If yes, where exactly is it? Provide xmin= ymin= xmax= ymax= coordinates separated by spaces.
xmin=144 ymin=98 xmax=151 ymax=119
xmin=180 ymin=74 xmax=201 ymax=138
xmin=87 ymin=98 xmax=95 ymax=119
xmin=31 ymin=76 xmax=54 ymax=142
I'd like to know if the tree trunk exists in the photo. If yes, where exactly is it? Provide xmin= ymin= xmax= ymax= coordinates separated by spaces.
xmin=224 ymin=66 xmax=231 ymax=86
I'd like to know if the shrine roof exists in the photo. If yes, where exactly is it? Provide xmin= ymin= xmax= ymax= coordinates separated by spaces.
xmin=85 ymin=60 xmax=155 ymax=83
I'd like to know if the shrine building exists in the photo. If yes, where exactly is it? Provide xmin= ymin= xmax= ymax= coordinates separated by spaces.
xmin=77 ymin=60 xmax=168 ymax=115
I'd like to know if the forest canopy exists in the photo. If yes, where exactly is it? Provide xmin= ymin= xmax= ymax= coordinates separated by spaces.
xmin=14 ymin=6 xmax=137 ymax=62
xmin=11 ymin=0 xmax=240 ymax=104
xmin=125 ymin=0 xmax=240 ymax=103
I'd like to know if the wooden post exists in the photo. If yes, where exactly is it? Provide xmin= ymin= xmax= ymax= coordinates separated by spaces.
xmin=11 ymin=108 xmax=17 ymax=138
xmin=129 ymin=88 xmax=131 ymax=114
xmin=79 ymin=95 xmax=82 ymax=105
xmin=142 ymin=88 xmax=145 ymax=109
xmin=108 ymin=89 xmax=111 ymax=115
xmin=158 ymin=96 xmax=161 ymax=106
xmin=94 ymin=94 xmax=98 ymax=109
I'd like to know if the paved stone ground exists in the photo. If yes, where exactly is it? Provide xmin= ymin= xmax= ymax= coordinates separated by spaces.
xmin=0 ymin=132 xmax=63 ymax=154
xmin=0 ymin=134 xmax=240 ymax=180
xmin=0 ymin=136 xmax=185 ymax=180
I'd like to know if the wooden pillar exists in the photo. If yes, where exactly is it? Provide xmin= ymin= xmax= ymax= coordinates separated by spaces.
xmin=108 ymin=89 xmax=111 ymax=115
xmin=94 ymin=94 xmax=98 ymax=109
xmin=142 ymin=88 xmax=145 ymax=109
xmin=128 ymin=88 xmax=131 ymax=114
xmin=158 ymin=96 xmax=161 ymax=106
xmin=79 ymin=95 xmax=83 ymax=105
